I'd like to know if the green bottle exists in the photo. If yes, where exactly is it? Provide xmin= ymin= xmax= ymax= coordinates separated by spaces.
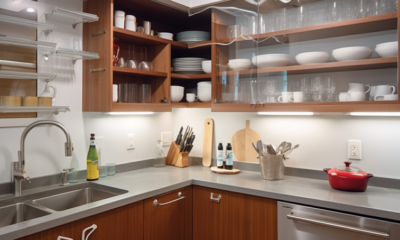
xmin=87 ymin=133 xmax=99 ymax=181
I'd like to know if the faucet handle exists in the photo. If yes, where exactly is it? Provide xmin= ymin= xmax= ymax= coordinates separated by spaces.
xmin=60 ymin=168 xmax=74 ymax=186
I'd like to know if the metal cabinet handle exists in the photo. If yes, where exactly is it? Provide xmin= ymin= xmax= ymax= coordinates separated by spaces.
xmin=210 ymin=193 xmax=221 ymax=203
xmin=153 ymin=192 xmax=185 ymax=206
xmin=287 ymin=213 xmax=390 ymax=239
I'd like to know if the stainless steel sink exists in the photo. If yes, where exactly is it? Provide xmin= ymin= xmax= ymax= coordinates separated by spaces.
xmin=0 ymin=203 xmax=52 ymax=228
xmin=32 ymin=185 xmax=128 ymax=211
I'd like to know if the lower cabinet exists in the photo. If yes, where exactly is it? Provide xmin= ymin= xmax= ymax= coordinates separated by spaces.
xmin=193 ymin=186 xmax=277 ymax=240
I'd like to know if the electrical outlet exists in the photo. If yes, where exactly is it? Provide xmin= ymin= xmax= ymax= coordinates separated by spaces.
xmin=127 ymin=133 xmax=135 ymax=150
xmin=161 ymin=132 xmax=172 ymax=146
xmin=348 ymin=140 xmax=361 ymax=160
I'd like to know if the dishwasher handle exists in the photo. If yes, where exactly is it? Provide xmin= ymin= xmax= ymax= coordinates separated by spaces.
xmin=287 ymin=213 xmax=390 ymax=239
xmin=153 ymin=192 xmax=185 ymax=206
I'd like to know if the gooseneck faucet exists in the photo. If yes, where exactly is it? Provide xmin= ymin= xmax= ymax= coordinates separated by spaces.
xmin=13 ymin=120 xmax=73 ymax=196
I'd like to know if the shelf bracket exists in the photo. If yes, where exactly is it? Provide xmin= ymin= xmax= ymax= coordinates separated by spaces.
xmin=92 ymin=31 xmax=106 ymax=37
xmin=72 ymin=20 xmax=89 ymax=29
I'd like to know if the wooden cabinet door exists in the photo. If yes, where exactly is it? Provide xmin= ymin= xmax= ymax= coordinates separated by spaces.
xmin=144 ymin=186 xmax=192 ymax=240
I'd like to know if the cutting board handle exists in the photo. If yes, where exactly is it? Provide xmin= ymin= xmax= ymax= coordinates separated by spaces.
xmin=245 ymin=120 xmax=250 ymax=129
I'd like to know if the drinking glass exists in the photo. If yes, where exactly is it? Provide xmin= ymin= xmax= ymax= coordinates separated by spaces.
xmin=127 ymin=45 xmax=139 ymax=69
xmin=128 ymin=83 xmax=139 ymax=103
xmin=99 ymin=165 xmax=107 ymax=178
xmin=356 ymin=0 xmax=373 ymax=18
xmin=326 ymin=0 xmax=343 ymax=22
xmin=371 ymin=0 xmax=394 ymax=15
xmin=250 ymin=79 xmax=258 ymax=104
xmin=67 ymin=170 xmax=79 ymax=183
xmin=266 ymin=80 xmax=277 ymax=103
xmin=323 ymin=76 xmax=336 ymax=102
xmin=106 ymin=163 xmax=116 ymax=176
xmin=297 ymin=5 xmax=306 ymax=27
xmin=299 ymin=77 xmax=311 ymax=102
xmin=139 ymin=47 xmax=153 ymax=71
xmin=258 ymin=78 xmax=268 ymax=104
xmin=118 ymin=83 xmax=128 ymax=103
xmin=311 ymin=76 xmax=324 ymax=102
xmin=343 ymin=0 xmax=357 ymax=20
xmin=139 ymin=84 xmax=151 ymax=103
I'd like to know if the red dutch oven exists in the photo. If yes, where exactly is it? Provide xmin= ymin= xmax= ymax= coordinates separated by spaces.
xmin=323 ymin=161 xmax=373 ymax=192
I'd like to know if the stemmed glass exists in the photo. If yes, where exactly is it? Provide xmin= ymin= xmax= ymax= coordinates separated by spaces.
xmin=127 ymin=45 xmax=139 ymax=69
xmin=299 ymin=77 xmax=311 ymax=102
xmin=323 ymin=77 xmax=336 ymax=102
xmin=138 ymin=47 xmax=153 ymax=71
xmin=311 ymin=76 xmax=323 ymax=102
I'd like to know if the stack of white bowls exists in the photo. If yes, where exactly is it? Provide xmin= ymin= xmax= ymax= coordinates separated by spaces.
xmin=177 ymin=31 xmax=211 ymax=44
xmin=158 ymin=32 xmax=173 ymax=40
xmin=197 ymin=81 xmax=211 ymax=102
xmin=172 ymin=57 xmax=206 ymax=74
xmin=252 ymin=54 xmax=291 ymax=68
xmin=171 ymin=85 xmax=184 ymax=102
xmin=375 ymin=41 xmax=398 ymax=58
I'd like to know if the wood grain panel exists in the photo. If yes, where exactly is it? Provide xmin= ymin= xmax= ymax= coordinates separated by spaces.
xmin=171 ymin=102 xmax=211 ymax=108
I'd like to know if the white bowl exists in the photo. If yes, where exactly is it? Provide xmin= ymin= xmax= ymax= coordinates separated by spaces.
xmin=171 ymin=85 xmax=184 ymax=90
xmin=159 ymin=32 xmax=173 ymax=40
xmin=295 ymin=52 xmax=330 ymax=65
xmin=202 ymin=60 xmax=212 ymax=73
xmin=198 ymin=93 xmax=212 ymax=102
xmin=332 ymin=46 xmax=373 ymax=62
xmin=198 ymin=81 xmax=211 ymax=86
xmin=376 ymin=41 xmax=398 ymax=58
xmin=198 ymin=87 xmax=211 ymax=91
xmin=171 ymin=93 xmax=184 ymax=102
xmin=252 ymin=54 xmax=290 ymax=68
xmin=228 ymin=59 xmax=252 ymax=71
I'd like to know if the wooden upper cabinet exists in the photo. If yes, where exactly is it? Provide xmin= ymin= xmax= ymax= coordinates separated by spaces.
xmin=193 ymin=186 xmax=277 ymax=240
xmin=144 ymin=186 xmax=193 ymax=240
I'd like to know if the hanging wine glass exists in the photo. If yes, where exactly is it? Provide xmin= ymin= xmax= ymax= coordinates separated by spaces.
xmin=138 ymin=47 xmax=153 ymax=71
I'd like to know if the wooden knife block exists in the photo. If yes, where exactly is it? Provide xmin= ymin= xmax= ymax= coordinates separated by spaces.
xmin=165 ymin=141 xmax=189 ymax=168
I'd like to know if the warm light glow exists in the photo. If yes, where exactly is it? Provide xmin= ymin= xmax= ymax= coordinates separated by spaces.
xmin=258 ymin=112 xmax=317 ymax=116
xmin=26 ymin=8 xmax=35 ymax=12
xmin=349 ymin=112 xmax=400 ymax=117
xmin=104 ymin=112 xmax=154 ymax=115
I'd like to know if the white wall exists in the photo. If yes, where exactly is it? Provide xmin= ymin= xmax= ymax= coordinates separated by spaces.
xmin=172 ymin=108 xmax=400 ymax=179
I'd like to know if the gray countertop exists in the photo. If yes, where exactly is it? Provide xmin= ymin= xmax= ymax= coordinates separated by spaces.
xmin=2 ymin=165 xmax=400 ymax=239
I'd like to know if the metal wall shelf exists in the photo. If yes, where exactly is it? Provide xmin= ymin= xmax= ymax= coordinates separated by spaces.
xmin=0 ymin=36 xmax=57 ymax=51
xmin=0 ymin=14 xmax=54 ymax=35
xmin=55 ymin=50 xmax=100 ymax=64
xmin=44 ymin=7 xmax=99 ymax=29
xmin=0 ymin=71 xmax=57 ymax=81
xmin=0 ymin=106 xmax=70 ymax=115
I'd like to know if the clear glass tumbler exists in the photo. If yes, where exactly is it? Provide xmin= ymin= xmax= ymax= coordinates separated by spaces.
xmin=106 ymin=163 xmax=116 ymax=176
xmin=67 ymin=170 xmax=79 ymax=183
xmin=99 ymin=165 xmax=107 ymax=178
xmin=139 ymin=84 xmax=151 ymax=103
xmin=154 ymin=140 xmax=166 ymax=167
xmin=311 ymin=76 xmax=324 ymax=102
xmin=128 ymin=83 xmax=139 ymax=103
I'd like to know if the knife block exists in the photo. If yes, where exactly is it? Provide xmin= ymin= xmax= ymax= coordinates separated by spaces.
xmin=165 ymin=141 xmax=189 ymax=168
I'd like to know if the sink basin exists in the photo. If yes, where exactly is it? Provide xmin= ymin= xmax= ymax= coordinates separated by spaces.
xmin=32 ymin=185 xmax=128 ymax=211
xmin=0 ymin=203 xmax=52 ymax=228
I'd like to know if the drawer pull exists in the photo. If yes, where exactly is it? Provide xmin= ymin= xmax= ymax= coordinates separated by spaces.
xmin=153 ymin=192 xmax=185 ymax=206
xmin=210 ymin=193 xmax=221 ymax=203
xmin=287 ymin=213 xmax=389 ymax=239
xmin=90 ymin=68 xmax=106 ymax=73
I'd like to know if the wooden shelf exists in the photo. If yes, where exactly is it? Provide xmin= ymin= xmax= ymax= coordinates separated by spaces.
xmin=219 ymin=57 xmax=398 ymax=76
xmin=172 ymin=102 xmax=211 ymax=108
xmin=171 ymin=73 xmax=211 ymax=79
xmin=112 ymin=102 xmax=171 ymax=112
xmin=113 ymin=66 xmax=168 ymax=77
xmin=212 ymin=101 xmax=400 ymax=112
xmin=218 ymin=13 xmax=398 ymax=45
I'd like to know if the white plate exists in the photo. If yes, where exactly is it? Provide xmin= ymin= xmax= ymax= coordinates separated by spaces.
xmin=173 ymin=57 xmax=206 ymax=60
xmin=173 ymin=70 xmax=204 ymax=74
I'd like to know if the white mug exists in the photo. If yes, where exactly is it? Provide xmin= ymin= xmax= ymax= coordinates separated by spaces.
xmin=113 ymin=84 xmax=118 ymax=102
xmin=375 ymin=94 xmax=398 ymax=101
xmin=186 ymin=93 xmax=197 ymax=103
xmin=370 ymin=86 xmax=377 ymax=101
xmin=289 ymin=92 xmax=304 ymax=103
xmin=348 ymin=83 xmax=370 ymax=93
xmin=375 ymin=85 xmax=396 ymax=96
xmin=346 ymin=92 xmax=365 ymax=101
xmin=278 ymin=92 xmax=293 ymax=103
xmin=337 ymin=92 xmax=348 ymax=102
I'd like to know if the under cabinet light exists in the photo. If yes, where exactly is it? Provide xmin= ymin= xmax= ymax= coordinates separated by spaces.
xmin=26 ymin=8 xmax=35 ymax=12
xmin=348 ymin=112 xmax=400 ymax=117
xmin=104 ymin=112 xmax=154 ymax=115
xmin=258 ymin=112 xmax=317 ymax=116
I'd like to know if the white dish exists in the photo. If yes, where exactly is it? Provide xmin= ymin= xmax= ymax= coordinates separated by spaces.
xmin=295 ymin=52 xmax=330 ymax=65
xmin=332 ymin=46 xmax=373 ymax=62
xmin=159 ymin=32 xmax=173 ymax=40
xmin=171 ymin=85 xmax=184 ymax=90
xmin=202 ymin=60 xmax=212 ymax=73
xmin=171 ymin=95 xmax=184 ymax=102
xmin=252 ymin=54 xmax=290 ymax=68
xmin=173 ymin=57 xmax=206 ymax=61
xmin=228 ymin=59 xmax=252 ymax=70
xmin=173 ymin=70 xmax=204 ymax=74
xmin=375 ymin=41 xmax=398 ymax=58
xmin=198 ymin=81 xmax=211 ymax=85
xmin=198 ymin=94 xmax=212 ymax=102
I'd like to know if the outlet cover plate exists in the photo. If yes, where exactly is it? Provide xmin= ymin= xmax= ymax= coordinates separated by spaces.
xmin=127 ymin=133 xmax=135 ymax=150
xmin=161 ymin=132 xmax=172 ymax=146
xmin=348 ymin=140 xmax=361 ymax=160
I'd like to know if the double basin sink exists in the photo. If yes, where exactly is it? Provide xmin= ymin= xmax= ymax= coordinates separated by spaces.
xmin=0 ymin=183 xmax=128 ymax=228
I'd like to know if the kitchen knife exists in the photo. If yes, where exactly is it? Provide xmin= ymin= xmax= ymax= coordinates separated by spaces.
xmin=175 ymin=126 xmax=183 ymax=144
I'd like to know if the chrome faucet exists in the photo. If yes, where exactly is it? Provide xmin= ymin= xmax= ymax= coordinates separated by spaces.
xmin=13 ymin=120 xmax=73 ymax=196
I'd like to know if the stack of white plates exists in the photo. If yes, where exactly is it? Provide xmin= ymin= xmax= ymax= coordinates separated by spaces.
xmin=197 ymin=81 xmax=211 ymax=102
xmin=171 ymin=85 xmax=184 ymax=102
xmin=172 ymin=57 xmax=206 ymax=74
xmin=177 ymin=31 xmax=211 ymax=44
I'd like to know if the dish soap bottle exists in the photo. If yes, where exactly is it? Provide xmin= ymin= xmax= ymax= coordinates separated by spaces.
xmin=154 ymin=140 xmax=166 ymax=167
xmin=217 ymin=142 xmax=224 ymax=169
xmin=225 ymin=143 xmax=233 ymax=170
xmin=87 ymin=133 xmax=99 ymax=181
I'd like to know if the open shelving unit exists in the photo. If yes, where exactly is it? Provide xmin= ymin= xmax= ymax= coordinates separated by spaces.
xmin=0 ymin=71 xmax=57 ymax=81
xmin=0 ymin=14 xmax=54 ymax=34
xmin=172 ymin=102 xmax=211 ymax=108
xmin=55 ymin=50 xmax=100 ymax=64
xmin=0 ymin=36 xmax=57 ymax=51
xmin=0 ymin=106 xmax=70 ymax=114
xmin=44 ymin=6 xmax=99 ymax=29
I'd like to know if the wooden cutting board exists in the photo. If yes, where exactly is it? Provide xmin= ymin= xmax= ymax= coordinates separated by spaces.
xmin=202 ymin=118 xmax=214 ymax=167
xmin=231 ymin=120 xmax=261 ymax=162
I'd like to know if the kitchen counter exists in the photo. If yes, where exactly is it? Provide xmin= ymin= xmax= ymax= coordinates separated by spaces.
xmin=2 ymin=165 xmax=400 ymax=239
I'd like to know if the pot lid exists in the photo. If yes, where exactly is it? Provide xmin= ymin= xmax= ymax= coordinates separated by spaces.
xmin=337 ymin=161 xmax=360 ymax=172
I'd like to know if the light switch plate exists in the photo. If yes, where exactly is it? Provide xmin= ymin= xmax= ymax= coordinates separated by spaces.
xmin=161 ymin=132 xmax=172 ymax=146
xmin=348 ymin=140 xmax=361 ymax=160
xmin=127 ymin=133 xmax=135 ymax=150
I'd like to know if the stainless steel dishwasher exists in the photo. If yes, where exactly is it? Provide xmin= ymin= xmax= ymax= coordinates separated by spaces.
xmin=278 ymin=201 xmax=400 ymax=240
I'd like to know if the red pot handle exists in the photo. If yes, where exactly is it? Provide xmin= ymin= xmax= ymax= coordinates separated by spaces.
xmin=323 ymin=168 xmax=331 ymax=173
xmin=367 ymin=173 xmax=374 ymax=178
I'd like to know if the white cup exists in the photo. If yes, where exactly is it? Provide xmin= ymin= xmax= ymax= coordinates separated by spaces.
xmin=115 ymin=16 xmax=125 ymax=28
xmin=115 ymin=11 xmax=125 ymax=17
xmin=375 ymin=94 xmax=398 ymax=101
xmin=113 ymin=84 xmax=118 ymax=102
xmin=346 ymin=92 xmax=365 ymax=101
xmin=336 ymin=92 xmax=348 ymax=102
xmin=289 ymin=92 xmax=304 ymax=103
xmin=125 ymin=15 xmax=136 ymax=31
xmin=370 ymin=86 xmax=377 ymax=101
xmin=375 ymin=85 xmax=396 ymax=96
xmin=348 ymin=83 xmax=370 ymax=93
xmin=186 ymin=93 xmax=196 ymax=103
xmin=278 ymin=92 xmax=293 ymax=103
